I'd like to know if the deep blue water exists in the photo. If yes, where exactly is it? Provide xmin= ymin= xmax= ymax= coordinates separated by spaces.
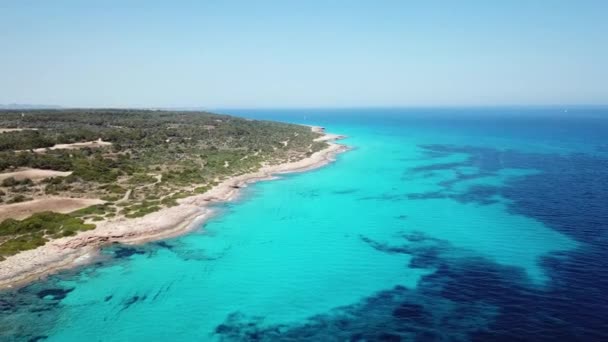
xmin=1 ymin=107 xmax=608 ymax=341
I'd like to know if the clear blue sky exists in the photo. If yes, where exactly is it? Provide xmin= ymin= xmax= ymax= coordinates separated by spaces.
xmin=1 ymin=0 xmax=606 ymax=108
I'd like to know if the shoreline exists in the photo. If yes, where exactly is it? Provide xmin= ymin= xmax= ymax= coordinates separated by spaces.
xmin=0 ymin=126 xmax=348 ymax=290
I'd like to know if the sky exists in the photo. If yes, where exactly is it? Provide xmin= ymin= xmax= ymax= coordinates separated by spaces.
xmin=0 ymin=0 xmax=607 ymax=108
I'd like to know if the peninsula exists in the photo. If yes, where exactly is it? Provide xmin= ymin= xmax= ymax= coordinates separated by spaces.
xmin=0 ymin=109 xmax=347 ymax=288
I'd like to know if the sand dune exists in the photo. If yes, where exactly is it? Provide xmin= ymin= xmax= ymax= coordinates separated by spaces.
xmin=31 ymin=138 xmax=112 ymax=153
xmin=0 ymin=197 xmax=105 ymax=221
xmin=0 ymin=168 xmax=72 ymax=182
xmin=0 ymin=128 xmax=37 ymax=133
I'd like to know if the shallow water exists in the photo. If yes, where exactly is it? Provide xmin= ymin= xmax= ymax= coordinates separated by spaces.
xmin=2 ymin=107 xmax=608 ymax=341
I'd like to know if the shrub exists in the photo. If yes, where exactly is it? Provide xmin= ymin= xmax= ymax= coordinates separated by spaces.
xmin=0 ymin=212 xmax=95 ymax=258
xmin=1 ymin=177 xmax=33 ymax=187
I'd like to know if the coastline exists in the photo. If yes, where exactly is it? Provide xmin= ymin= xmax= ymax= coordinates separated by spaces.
xmin=0 ymin=126 xmax=348 ymax=290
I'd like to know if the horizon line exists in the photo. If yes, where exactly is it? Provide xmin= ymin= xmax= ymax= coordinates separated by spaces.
xmin=2 ymin=104 xmax=608 ymax=111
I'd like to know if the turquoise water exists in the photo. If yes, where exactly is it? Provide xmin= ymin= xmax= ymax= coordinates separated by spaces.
xmin=2 ymin=108 xmax=608 ymax=341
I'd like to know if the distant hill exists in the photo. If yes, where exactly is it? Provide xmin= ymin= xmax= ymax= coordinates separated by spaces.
xmin=0 ymin=104 xmax=62 ymax=110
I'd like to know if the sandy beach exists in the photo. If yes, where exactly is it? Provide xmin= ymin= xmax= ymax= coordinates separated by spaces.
xmin=0 ymin=126 xmax=348 ymax=289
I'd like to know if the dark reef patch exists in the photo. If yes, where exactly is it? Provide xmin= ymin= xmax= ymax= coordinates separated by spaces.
xmin=155 ymin=241 xmax=174 ymax=250
xmin=213 ymin=143 xmax=608 ymax=341
xmin=0 ymin=298 xmax=16 ymax=313
xmin=0 ymin=281 xmax=77 ymax=340
xmin=391 ymin=303 xmax=431 ymax=324
xmin=361 ymin=233 xmax=448 ymax=270
xmin=215 ymin=229 xmax=608 ymax=341
xmin=437 ymin=170 xmax=496 ymax=189
xmin=120 ymin=295 xmax=146 ymax=312
xmin=411 ymin=161 xmax=471 ymax=172
xmin=111 ymin=246 xmax=147 ymax=259
xmin=358 ymin=193 xmax=410 ymax=202
xmin=36 ymin=288 xmax=74 ymax=301
xmin=413 ymin=144 xmax=608 ymax=244
xmin=297 ymin=189 xmax=320 ymax=198
xmin=332 ymin=188 xmax=359 ymax=195
xmin=213 ymin=281 xmax=498 ymax=341
xmin=406 ymin=191 xmax=446 ymax=200
xmin=452 ymin=185 xmax=501 ymax=205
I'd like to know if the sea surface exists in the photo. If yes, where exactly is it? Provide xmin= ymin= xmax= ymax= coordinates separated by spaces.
xmin=2 ymin=107 xmax=608 ymax=341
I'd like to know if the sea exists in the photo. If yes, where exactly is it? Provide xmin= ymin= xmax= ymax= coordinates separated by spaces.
xmin=1 ymin=107 xmax=607 ymax=341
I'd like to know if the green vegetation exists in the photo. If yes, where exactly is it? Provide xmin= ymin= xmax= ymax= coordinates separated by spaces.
xmin=0 ymin=109 xmax=328 ymax=256
xmin=0 ymin=212 xmax=95 ymax=260
xmin=1 ymin=177 xmax=33 ymax=187
xmin=121 ymin=200 xmax=162 ymax=218
xmin=6 ymin=194 xmax=30 ymax=204
xmin=0 ymin=109 xmax=324 ymax=187
xmin=71 ymin=203 xmax=116 ymax=219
